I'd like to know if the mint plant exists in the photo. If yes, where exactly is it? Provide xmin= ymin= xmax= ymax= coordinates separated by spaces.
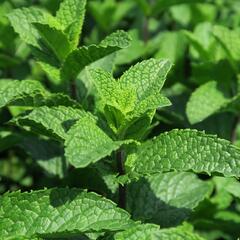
xmin=1 ymin=0 xmax=240 ymax=239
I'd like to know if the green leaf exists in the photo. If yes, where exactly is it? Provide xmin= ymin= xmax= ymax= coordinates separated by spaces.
xmin=112 ymin=223 xmax=160 ymax=240
xmin=186 ymin=81 xmax=240 ymax=124
xmin=0 ymin=188 xmax=132 ymax=239
xmin=154 ymin=31 xmax=187 ymax=64
xmin=90 ymin=59 xmax=172 ymax=115
xmin=60 ymin=30 xmax=131 ymax=83
xmin=186 ymin=81 xmax=229 ymax=124
xmin=89 ymin=0 xmax=134 ymax=32
xmin=56 ymin=0 xmax=86 ymax=48
xmin=126 ymin=129 xmax=240 ymax=177
xmin=65 ymin=117 xmax=123 ymax=168
xmin=119 ymin=59 xmax=172 ymax=103
xmin=115 ymin=30 xmax=146 ymax=65
xmin=152 ymin=0 xmax=205 ymax=15
xmin=33 ymin=23 xmax=72 ymax=62
xmin=0 ymin=80 xmax=45 ymax=108
xmin=127 ymin=172 xmax=212 ymax=227
xmin=213 ymin=176 xmax=240 ymax=199
xmin=111 ymin=224 xmax=205 ymax=240
xmin=37 ymin=61 xmax=61 ymax=85
xmin=20 ymin=136 xmax=66 ymax=178
xmin=13 ymin=106 xmax=88 ymax=141
xmin=0 ymin=130 xmax=21 ymax=152
xmin=8 ymin=7 xmax=60 ymax=49
xmin=182 ymin=30 xmax=210 ymax=60
xmin=0 ymin=79 xmax=79 ymax=109
xmin=88 ymin=68 xmax=137 ymax=115
xmin=154 ymin=226 xmax=206 ymax=240
xmin=213 ymin=25 xmax=240 ymax=71
xmin=89 ymin=59 xmax=171 ymax=136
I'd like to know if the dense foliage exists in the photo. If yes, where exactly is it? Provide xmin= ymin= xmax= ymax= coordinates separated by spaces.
xmin=1 ymin=0 xmax=240 ymax=239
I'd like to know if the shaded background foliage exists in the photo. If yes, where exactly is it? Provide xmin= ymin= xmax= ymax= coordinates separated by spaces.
xmin=1 ymin=0 xmax=240 ymax=239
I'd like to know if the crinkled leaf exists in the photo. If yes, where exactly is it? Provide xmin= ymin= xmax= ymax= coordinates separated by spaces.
xmin=112 ymin=223 xmax=160 ymax=240
xmin=119 ymin=59 xmax=172 ymax=103
xmin=88 ymin=68 xmax=137 ymax=115
xmin=126 ymin=129 xmax=240 ymax=177
xmin=133 ymin=92 xmax=171 ymax=118
xmin=8 ymin=7 xmax=60 ymax=49
xmin=37 ymin=61 xmax=61 ymax=85
xmin=111 ymin=224 xmax=205 ymax=240
xmin=89 ymin=59 xmax=171 ymax=136
xmin=90 ymin=59 xmax=171 ymax=116
xmin=0 ymin=188 xmax=132 ymax=239
xmin=187 ymin=81 xmax=240 ymax=124
xmin=13 ymin=106 xmax=88 ymax=141
xmin=127 ymin=172 xmax=212 ymax=227
xmin=65 ymin=117 xmax=123 ymax=168
xmin=0 ymin=80 xmax=45 ymax=108
xmin=33 ymin=23 xmax=72 ymax=61
xmin=60 ymin=30 xmax=130 ymax=82
xmin=0 ymin=79 xmax=79 ymax=109
xmin=56 ymin=0 xmax=86 ymax=48
xmin=154 ymin=226 xmax=206 ymax=240
xmin=186 ymin=81 xmax=229 ymax=124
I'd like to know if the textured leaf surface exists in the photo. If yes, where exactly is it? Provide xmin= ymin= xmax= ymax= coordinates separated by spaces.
xmin=126 ymin=129 xmax=240 ymax=177
xmin=186 ymin=81 xmax=240 ymax=124
xmin=14 ymin=106 xmax=88 ymax=140
xmin=65 ymin=117 xmax=122 ymax=168
xmin=111 ymin=224 xmax=205 ymax=240
xmin=186 ymin=81 xmax=229 ymax=124
xmin=89 ymin=59 xmax=171 ymax=129
xmin=8 ymin=7 xmax=60 ymax=48
xmin=0 ymin=80 xmax=45 ymax=108
xmin=89 ymin=68 xmax=137 ymax=115
xmin=0 ymin=188 xmax=132 ymax=239
xmin=120 ymin=59 xmax=172 ymax=103
xmin=56 ymin=0 xmax=86 ymax=47
xmin=0 ymin=80 xmax=79 ymax=109
xmin=33 ymin=23 xmax=72 ymax=61
xmin=112 ymin=224 xmax=160 ymax=240
xmin=127 ymin=172 xmax=212 ymax=227
xmin=154 ymin=227 xmax=205 ymax=240
xmin=60 ymin=30 xmax=130 ymax=82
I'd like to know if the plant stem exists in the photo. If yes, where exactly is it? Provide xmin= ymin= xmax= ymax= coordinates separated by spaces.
xmin=70 ymin=80 xmax=77 ymax=100
xmin=116 ymin=149 xmax=126 ymax=209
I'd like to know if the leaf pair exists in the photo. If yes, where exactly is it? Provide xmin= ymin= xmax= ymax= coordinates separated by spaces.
xmin=8 ymin=0 xmax=131 ymax=86
xmin=185 ymin=25 xmax=240 ymax=124
xmin=0 ymin=187 xmax=206 ymax=240
xmin=89 ymin=58 xmax=172 ymax=137
xmin=10 ymin=104 xmax=122 ymax=168
xmin=0 ymin=79 xmax=79 ymax=109
xmin=8 ymin=0 xmax=85 ymax=55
